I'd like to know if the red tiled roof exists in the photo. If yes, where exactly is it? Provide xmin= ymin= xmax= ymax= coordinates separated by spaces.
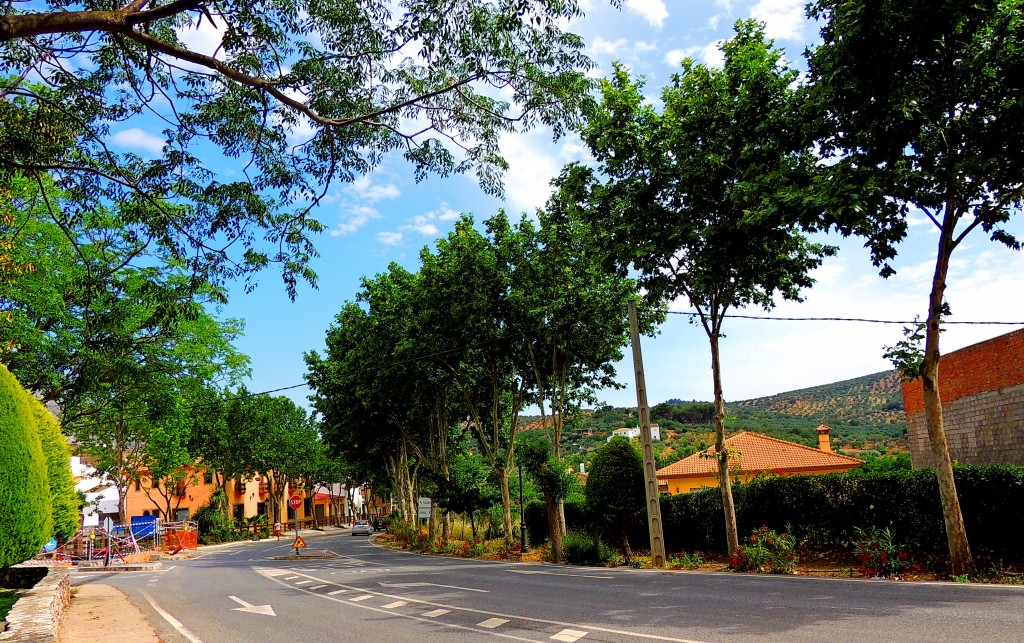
xmin=656 ymin=431 xmax=862 ymax=478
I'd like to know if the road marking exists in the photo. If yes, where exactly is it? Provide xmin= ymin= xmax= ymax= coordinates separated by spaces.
xmin=284 ymin=575 xmax=299 ymax=580
xmin=423 ymin=609 xmax=450 ymax=617
xmin=378 ymin=581 xmax=488 ymax=593
xmin=508 ymin=570 xmax=612 ymax=579
xmin=309 ymin=584 xmax=328 ymax=590
xmin=140 ymin=591 xmax=203 ymax=643
xmin=255 ymin=566 xmax=706 ymax=643
xmin=328 ymin=589 xmax=348 ymax=595
xmin=478 ymin=618 xmax=509 ymax=628
xmin=294 ymin=580 xmax=313 ymax=585
xmin=350 ymin=594 xmax=374 ymax=602
xmin=382 ymin=600 xmax=407 ymax=609
xmin=228 ymin=595 xmax=276 ymax=617
xmin=261 ymin=569 xmax=289 ymax=577
xmin=551 ymin=629 xmax=589 ymax=642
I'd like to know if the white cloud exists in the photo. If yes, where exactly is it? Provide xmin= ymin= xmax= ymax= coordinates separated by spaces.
xmin=329 ymin=204 xmax=378 ymax=237
xmin=346 ymin=174 xmax=401 ymax=203
xmin=376 ymin=231 xmax=404 ymax=246
xmin=634 ymin=40 xmax=658 ymax=52
xmin=626 ymin=0 xmax=669 ymax=28
xmin=432 ymin=202 xmax=461 ymax=222
xmin=664 ymin=47 xmax=698 ymax=67
xmin=497 ymin=130 xmax=592 ymax=214
xmin=590 ymin=37 xmax=628 ymax=56
xmin=110 ymin=128 xmax=164 ymax=154
xmin=401 ymin=215 xmax=439 ymax=236
xmin=751 ymin=0 xmax=806 ymax=41
xmin=707 ymin=14 xmax=722 ymax=30
xmin=700 ymin=40 xmax=726 ymax=68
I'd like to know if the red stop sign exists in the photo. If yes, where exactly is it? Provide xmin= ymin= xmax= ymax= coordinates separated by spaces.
xmin=288 ymin=494 xmax=303 ymax=509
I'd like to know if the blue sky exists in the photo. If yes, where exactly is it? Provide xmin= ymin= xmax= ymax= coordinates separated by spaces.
xmin=108 ymin=0 xmax=1024 ymax=411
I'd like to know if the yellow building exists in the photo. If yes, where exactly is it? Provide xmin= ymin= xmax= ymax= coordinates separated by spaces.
xmin=656 ymin=424 xmax=862 ymax=494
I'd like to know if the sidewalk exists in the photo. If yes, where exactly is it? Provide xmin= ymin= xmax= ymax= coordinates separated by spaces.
xmin=59 ymin=583 xmax=161 ymax=642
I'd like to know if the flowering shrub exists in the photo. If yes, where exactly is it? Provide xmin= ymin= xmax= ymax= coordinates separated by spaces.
xmin=669 ymin=551 xmax=704 ymax=570
xmin=855 ymin=526 xmax=918 ymax=578
xmin=730 ymin=525 xmax=798 ymax=574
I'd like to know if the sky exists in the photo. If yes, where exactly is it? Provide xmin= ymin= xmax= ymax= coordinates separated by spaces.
xmin=108 ymin=0 xmax=1024 ymax=411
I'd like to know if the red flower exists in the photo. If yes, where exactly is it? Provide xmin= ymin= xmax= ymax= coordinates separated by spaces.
xmin=898 ymin=552 xmax=907 ymax=560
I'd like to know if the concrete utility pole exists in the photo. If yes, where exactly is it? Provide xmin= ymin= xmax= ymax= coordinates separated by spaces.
xmin=628 ymin=299 xmax=667 ymax=567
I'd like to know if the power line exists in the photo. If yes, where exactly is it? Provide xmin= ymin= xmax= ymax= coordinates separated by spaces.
xmin=666 ymin=311 xmax=1024 ymax=325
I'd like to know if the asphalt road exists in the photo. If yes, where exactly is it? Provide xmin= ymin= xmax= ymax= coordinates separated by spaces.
xmin=73 ymin=528 xmax=1024 ymax=642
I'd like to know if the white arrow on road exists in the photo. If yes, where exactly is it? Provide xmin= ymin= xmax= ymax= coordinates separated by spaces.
xmin=377 ymin=581 xmax=489 ymax=593
xmin=228 ymin=595 xmax=276 ymax=616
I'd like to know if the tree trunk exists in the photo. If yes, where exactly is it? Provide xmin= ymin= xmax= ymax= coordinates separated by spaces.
xmin=619 ymin=525 xmax=633 ymax=563
xmin=922 ymin=215 xmax=974 ymax=576
xmin=498 ymin=467 xmax=513 ymax=538
xmin=710 ymin=331 xmax=740 ymax=557
xmin=544 ymin=489 xmax=563 ymax=563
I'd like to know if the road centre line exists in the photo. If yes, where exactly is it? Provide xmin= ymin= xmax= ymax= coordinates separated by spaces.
xmin=253 ymin=567 xmax=707 ymax=643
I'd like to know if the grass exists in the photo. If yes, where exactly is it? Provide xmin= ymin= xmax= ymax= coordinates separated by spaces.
xmin=1 ymin=589 xmax=20 ymax=621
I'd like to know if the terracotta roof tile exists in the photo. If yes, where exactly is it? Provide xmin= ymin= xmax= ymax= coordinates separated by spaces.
xmin=656 ymin=431 xmax=862 ymax=479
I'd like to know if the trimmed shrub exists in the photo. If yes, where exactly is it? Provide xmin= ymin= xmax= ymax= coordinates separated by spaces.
xmin=30 ymin=398 xmax=80 ymax=541
xmin=563 ymin=530 xmax=615 ymax=566
xmin=661 ymin=465 xmax=1024 ymax=561
xmin=0 ymin=364 xmax=51 ymax=569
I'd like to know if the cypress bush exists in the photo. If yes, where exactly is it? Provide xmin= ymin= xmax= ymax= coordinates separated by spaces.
xmin=0 ymin=364 xmax=51 ymax=569
xmin=660 ymin=465 xmax=1024 ymax=560
xmin=30 ymin=397 xmax=80 ymax=541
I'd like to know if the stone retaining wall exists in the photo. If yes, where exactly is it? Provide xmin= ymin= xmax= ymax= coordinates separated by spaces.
xmin=0 ymin=568 xmax=70 ymax=642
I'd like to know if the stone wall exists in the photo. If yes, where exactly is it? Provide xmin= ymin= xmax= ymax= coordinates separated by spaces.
xmin=903 ymin=329 xmax=1024 ymax=468
xmin=0 ymin=568 xmax=70 ymax=642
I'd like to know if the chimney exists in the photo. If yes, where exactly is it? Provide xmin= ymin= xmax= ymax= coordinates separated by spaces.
xmin=816 ymin=422 xmax=832 ymax=453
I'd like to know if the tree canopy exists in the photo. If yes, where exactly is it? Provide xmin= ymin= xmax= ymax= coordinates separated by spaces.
xmin=1 ymin=1 xmax=597 ymax=293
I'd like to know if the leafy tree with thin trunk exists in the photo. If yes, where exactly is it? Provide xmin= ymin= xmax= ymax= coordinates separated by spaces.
xmin=804 ymin=0 xmax=1024 ymax=576
xmin=554 ymin=21 xmax=834 ymax=556
xmin=585 ymin=436 xmax=644 ymax=562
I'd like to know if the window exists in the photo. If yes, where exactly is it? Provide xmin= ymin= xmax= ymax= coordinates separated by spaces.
xmin=134 ymin=479 xmax=141 ymax=492
xmin=203 ymin=471 xmax=213 ymax=485
xmin=175 ymin=508 xmax=190 ymax=521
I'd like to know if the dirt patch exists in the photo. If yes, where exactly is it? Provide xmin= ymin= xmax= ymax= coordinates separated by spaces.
xmin=59 ymin=583 xmax=161 ymax=643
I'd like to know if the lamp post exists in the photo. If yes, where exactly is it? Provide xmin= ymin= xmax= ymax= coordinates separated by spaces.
xmin=518 ymin=461 xmax=528 ymax=553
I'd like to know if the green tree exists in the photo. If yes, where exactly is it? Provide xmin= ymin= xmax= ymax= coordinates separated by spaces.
xmin=805 ymin=0 xmax=1024 ymax=576
xmin=30 ymin=398 xmax=80 ymax=542
xmin=584 ymin=436 xmax=645 ymax=562
xmin=0 ymin=1 xmax=595 ymax=291
xmin=556 ymin=22 xmax=834 ymax=556
xmin=516 ymin=435 xmax=573 ymax=562
xmin=0 ymin=364 xmax=50 ymax=569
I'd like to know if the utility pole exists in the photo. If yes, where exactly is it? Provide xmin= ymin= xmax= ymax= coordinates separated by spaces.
xmin=628 ymin=299 xmax=667 ymax=567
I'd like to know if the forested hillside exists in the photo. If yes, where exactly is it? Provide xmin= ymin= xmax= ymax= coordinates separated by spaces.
xmin=531 ymin=370 xmax=908 ymax=468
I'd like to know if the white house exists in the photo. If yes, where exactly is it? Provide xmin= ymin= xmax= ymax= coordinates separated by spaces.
xmin=607 ymin=424 xmax=661 ymax=442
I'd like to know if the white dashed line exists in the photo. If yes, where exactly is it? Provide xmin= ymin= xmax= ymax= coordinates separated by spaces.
xmin=309 ymin=584 xmax=327 ymax=590
xmin=350 ymin=594 xmax=374 ymax=602
xmin=551 ymin=629 xmax=589 ymax=642
xmin=477 ymin=618 xmax=509 ymax=629
xmin=284 ymin=576 xmax=299 ymax=580
xmin=422 ymin=609 xmax=450 ymax=618
xmin=327 ymin=589 xmax=348 ymax=595
xmin=382 ymin=601 xmax=407 ymax=609
xmin=294 ymin=580 xmax=313 ymax=585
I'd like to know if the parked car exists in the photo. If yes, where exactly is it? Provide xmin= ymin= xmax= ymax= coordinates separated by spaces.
xmin=351 ymin=520 xmax=372 ymax=536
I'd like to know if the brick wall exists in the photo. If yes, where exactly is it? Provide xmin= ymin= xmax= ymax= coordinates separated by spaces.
xmin=903 ymin=329 xmax=1024 ymax=468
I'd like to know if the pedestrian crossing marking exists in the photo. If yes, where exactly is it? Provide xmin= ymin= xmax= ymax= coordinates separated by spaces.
xmin=350 ymin=594 xmax=373 ymax=602
xmin=551 ymin=629 xmax=589 ymax=642
xmin=478 ymin=618 xmax=509 ymax=629
xmin=422 ymin=609 xmax=450 ymax=618
xmin=382 ymin=601 xmax=407 ymax=609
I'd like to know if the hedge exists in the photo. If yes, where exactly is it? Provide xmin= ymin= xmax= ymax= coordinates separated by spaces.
xmin=528 ymin=465 xmax=1024 ymax=562
xmin=0 ymin=364 xmax=51 ymax=569
xmin=30 ymin=397 xmax=80 ymax=541
xmin=661 ymin=466 xmax=1024 ymax=560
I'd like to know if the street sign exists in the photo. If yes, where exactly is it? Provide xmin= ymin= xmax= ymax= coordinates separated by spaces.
xmin=292 ymin=535 xmax=307 ymax=549
xmin=102 ymin=517 xmax=114 ymax=533
xmin=288 ymin=494 xmax=303 ymax=509
xmin=417 ymin=497 xmax=431 ymax=519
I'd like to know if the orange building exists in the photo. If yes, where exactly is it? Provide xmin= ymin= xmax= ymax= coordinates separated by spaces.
xmin=656 ymin=425 xmax=862 ymax=494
